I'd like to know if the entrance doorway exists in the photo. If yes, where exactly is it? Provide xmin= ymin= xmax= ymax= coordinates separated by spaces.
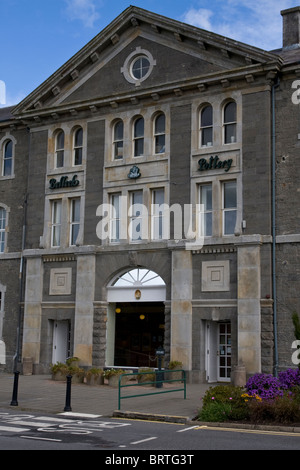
xmin=114 ymin=302 xmax=165 ymax=367
xmin=206 ymin=321 xmax=231 ymax=382
xmin=52 ymin=320 xmax=70 ymax=364
xmin=106 ymin=268 xmax=167 ymax=368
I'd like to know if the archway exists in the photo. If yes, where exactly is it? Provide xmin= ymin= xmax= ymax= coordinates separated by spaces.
xmin=106 ymin=268 xmax=167 ymax=367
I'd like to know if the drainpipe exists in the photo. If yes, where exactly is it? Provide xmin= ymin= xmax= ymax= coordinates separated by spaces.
xmin=13 ymin=127 xmax=29 ymax=372
xmin=272 ymin=78 xmax=280 ymax=377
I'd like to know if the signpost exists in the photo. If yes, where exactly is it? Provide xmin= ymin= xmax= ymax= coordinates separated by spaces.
xmin=155 ymin=347 xmax=165 ymax=388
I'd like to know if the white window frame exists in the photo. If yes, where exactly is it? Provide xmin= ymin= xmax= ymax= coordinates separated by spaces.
xmin=0 ymin=135 xmax=16 ymax=179
xmin=73 ymin=127 xmax=83 ymax=166
xmin=222 ymin=180 xmax=237 ymax=235
xmin=129 ymin=190 xmax=143 ymax=242
xmin=51 ymin=199 xmax=62 ymax=247
xmin=110 ymin=193 xmax=121 ymax=243
xmin=69 ymin=198 xmax=80 ymax=246
xmin=153 ymin=113 xmax=166 ymax=155
xmin=133 ymin=117 xmax=144 ymax=157
xmin=151 ymin=188 xmax=165 ymax=240
xmin=2 ymin=140 xmax=13 ymax=177
xmin=223 ymin=101 xmax=237 ymax=144
xmin=200 ymin=105 xmax=213 ymax=148
xmin=55 ymin=130 xmax=65 ymax=169
xmin=0 ymin=206 xmax=7 ymax=253
xmin=199 ymin=184 xmax=213 ymax=237
xmin=113 ymin=121 xmax=124 ymax=160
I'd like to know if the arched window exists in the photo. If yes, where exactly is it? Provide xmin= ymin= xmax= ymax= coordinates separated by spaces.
xmin=200 ymin=105 xmax=213 ymax=147
xmin=224 ymin=101 xmax=237 ymax=144
xmin=154 ymin=113 xmax=165 ymax=154
xmin=3 ymin=140 xmax=13 ymax=176
xmin=107 ymin=268 xmax=166 ymax=302
xmin=133 ymin=117 xmax=144 ymax=157
xmin=0 ymin=207 xmax=7 ymax=253
xmin=113 ymin=268 xmax=165 ymax=287
xmin=55 ymin=130 xmax=65 ymax=168
xmin=113 ymin=120 xmax=124 ymax=160
xmin=73 ymin=127 xmax=83 ymax=166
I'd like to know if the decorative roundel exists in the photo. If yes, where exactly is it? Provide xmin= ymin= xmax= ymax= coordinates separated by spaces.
xmin=121 ymin=47 xmax=156 ymax=86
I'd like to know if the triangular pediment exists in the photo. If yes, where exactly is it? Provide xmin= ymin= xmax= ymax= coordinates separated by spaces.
xmin=12 ymin=6 xmax=282 ymax=118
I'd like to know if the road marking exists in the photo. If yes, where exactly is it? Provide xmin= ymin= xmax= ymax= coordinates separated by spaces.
xmin=20 ymin=436 xmax=62 ymax=442
xmin=0 ymin=425 xmax=30 ymax=433
xmin=59 ymin=412 xmax=102 ymax=418
xmin=131 ymin=437 xmax=158 ymax=445
xmin=7 ymin=420 xmax=54 ymax=428
xmin=33 ymin=416 xmax=73 ymax=423
xmin=177 ymin=426 xmax=199 ymax=433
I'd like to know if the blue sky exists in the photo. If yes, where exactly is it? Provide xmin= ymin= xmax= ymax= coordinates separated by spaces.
xmin=1 ymin=0 xmax=299 ymax=107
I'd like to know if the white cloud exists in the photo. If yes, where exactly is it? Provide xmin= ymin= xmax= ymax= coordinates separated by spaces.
xmin=182 ymin=8 xmax=214 ymax=31
xmin=0 ymin=90 xmax=26 ymax=108
xmin=181 ymin=0 xmax=298 ymax=50
xmin=64 ymin=0 xmax=101 ymax=28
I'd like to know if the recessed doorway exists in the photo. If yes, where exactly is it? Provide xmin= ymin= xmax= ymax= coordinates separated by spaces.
xmin=106 ymin=268 xmax=167 ymax=368
xmin=114 ymin=302 xmax=165 ymax=368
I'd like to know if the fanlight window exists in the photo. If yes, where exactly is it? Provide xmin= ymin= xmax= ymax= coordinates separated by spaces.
xmin=113 ymin=268 xmax=165 ymax=287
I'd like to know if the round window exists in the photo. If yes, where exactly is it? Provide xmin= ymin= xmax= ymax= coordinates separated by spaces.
xmin=131 ymin=56 xmax=150 ymax=80
xmin=121 ymin=47 xmax=156 ymax=86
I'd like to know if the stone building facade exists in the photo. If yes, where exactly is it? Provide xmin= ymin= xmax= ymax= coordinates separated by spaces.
xmin=0 ymin=6 xmax=300 ymax=382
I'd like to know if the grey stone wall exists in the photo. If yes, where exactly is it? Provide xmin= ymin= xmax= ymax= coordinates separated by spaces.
xmin=0 ymin=127 xmax=29 ymax=370
xmin=26 ymin=130 xmax=48 ymax=249
xmin=84 ymin=119 xmax=105 ymax=246
xmin=275 ymin=77 xmax=300 ymax=370
xmin=242 ymin=90 xmax=272 ymax=235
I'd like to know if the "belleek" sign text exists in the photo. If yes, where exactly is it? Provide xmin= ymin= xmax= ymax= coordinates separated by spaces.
xmin=49 ymin=175 xmax=80 ymax=190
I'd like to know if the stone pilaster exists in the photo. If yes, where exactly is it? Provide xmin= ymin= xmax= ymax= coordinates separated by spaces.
xmin=22 ymin=257 xmax=43 ymax=363
xmin=170 ymin=250 xmax=193 ymax=370
xmin=236 ymin=236 xmax=262 ymax=375
xmin=92 ymin=302 xmax=108 ymax=367
xmin=74 ymin=254 xmax=96 ymax=366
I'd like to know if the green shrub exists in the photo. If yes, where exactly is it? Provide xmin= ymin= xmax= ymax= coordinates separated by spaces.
xmin=200 ymin=385 xmax=249 ymax=422
xmin=202 ymin=385 xmax=244 ymax=406
xmin=199 ymin=402 xmax=232 ymax=422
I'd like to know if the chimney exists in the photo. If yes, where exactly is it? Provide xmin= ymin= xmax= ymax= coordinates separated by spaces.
xmin=281 ymin=7 xmax=300 ymax=49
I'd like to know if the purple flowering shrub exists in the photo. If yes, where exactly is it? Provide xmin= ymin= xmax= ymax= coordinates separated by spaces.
xmin=278 ymin=368 xmax=300 ymax=389
xmin=246 ymin=373 xmax=283 ymax=399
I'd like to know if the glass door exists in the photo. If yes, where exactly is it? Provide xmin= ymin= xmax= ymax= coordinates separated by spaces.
xmin=218 ymin=323 xmax=231 ymax=382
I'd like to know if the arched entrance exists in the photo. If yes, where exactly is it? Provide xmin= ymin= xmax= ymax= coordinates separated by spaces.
xmin=106 ymin=268 xmax=166 ymax=368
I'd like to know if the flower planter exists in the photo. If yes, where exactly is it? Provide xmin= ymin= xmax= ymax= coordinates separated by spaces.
xmin=167 ymin=370 xmax=183 ymax=383
xmin=137 ymin=368 xmax=155 ymax=387
xmin=71 ymin=373 xmax=84 ymax=384
xmin=108 ymin=374 xmax=122 ymax=388
xmin=52 ymin=371 xmax=67 ymax=381
xmin=84 ymin=374 xmax=104 ymax=386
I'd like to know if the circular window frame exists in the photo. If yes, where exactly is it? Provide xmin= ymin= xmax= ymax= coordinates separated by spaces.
xmin=121 ymin=47 xmax=156 ymax=86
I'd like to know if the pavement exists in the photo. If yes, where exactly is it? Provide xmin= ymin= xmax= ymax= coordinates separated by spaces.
xmin=1 ymin=373 xmax=300 ymax=433
xmin=0 ymin=372 xmax=209 ymax=423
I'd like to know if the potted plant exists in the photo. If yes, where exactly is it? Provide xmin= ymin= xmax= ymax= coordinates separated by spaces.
xmin=167 ymin=360 xmax=183 ymax=383
xmin=137 ymin=368 xmax=155 ymax=386
xmin=84 ymin=368 xmax=104 ymax=386
xmin=50 ymin=362 xmax=68 ymax=381
xmin=66 ymin=356 xmax=80 ymax=367
xmin=103 ymin=369 xmax=126 ymax=387
xmin=50 ymin=357 xmax=84 ymax=383
xmin=67 ymin=365 xmax=85 ymax=383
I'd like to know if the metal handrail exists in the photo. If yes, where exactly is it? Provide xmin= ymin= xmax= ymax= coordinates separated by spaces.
xmin=118 ymin=369 xmax=186 ymax=410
